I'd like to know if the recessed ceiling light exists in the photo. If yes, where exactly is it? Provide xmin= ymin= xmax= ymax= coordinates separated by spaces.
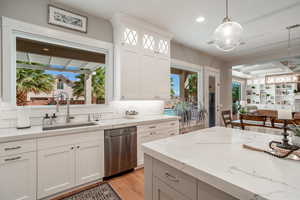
xmin=42 ymin=48 xmax=49 ymax=52
xmin=196 ymin=16 xmax=205 ymax=23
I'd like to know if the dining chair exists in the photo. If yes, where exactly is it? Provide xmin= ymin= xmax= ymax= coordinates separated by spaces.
xmin=221 ymin=110 xmax=240 ymax=128
xmin=239 ymin=114 xmax=266 ymax=130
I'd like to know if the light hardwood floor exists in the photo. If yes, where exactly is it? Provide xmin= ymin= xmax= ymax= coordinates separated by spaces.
xmin=109 ymin=169 xmax=144 ymax=200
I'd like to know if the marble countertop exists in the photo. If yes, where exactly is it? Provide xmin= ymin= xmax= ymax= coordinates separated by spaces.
xmin=0 ymin=115 xmax=179 ymax=143
xmin=142 ymin=126 xmax=300 ymax=200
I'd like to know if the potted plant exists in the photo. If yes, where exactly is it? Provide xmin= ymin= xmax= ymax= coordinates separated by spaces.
xmin=239 ymin=107 xmax=247 ymax=115
xmin=288 ymin=123 xmax=300 ymax=147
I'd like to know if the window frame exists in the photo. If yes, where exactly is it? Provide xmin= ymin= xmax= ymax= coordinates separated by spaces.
xmin=1 ymin=17 xmax=114 ymax=109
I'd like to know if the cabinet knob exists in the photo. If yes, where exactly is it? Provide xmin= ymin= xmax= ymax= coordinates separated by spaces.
xmin=77 ymin=146 xmax=80 ymax=149
xmin=70 ymin=147 xmax=74 ymax=150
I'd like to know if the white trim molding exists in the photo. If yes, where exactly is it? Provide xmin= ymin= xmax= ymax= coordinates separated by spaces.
xmin=1 ymin=17 xmax=114 ymax=108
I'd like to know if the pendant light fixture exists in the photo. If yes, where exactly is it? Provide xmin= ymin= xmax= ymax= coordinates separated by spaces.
xmin=213 ymin=0 xmax=243 ymax=52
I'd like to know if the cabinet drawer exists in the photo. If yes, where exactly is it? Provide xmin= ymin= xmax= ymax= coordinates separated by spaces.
xmin=138 ymin=124 xmax=158 ymax=132
xmin=153 ymin=159 xmax=197 ymax=200
xmin=0 ymin=139 xmax=36 ymax=157
xmin=158 ymin=120 xmax=179 ymax=130
xmin=138 ymin=120 xmax=179 ymax=132
xmin=38 ymin=131 xmax=103 ymax=150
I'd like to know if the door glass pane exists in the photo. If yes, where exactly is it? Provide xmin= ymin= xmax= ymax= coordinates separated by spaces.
xmin=209 ymin=76 xmax=216 ymax=127
xmin=165 ymin=67 xmax=205 ymax=133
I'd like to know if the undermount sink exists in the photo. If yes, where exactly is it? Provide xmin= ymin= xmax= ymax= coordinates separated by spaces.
xmin=42 ymin=122 xmax=97 ymax=131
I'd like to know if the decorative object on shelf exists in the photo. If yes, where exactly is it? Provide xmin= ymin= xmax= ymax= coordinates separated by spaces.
xmin=213 ymin=0 xmax=243 ymax=52
xmin=48 ymin=5 xmax=88 ymax=33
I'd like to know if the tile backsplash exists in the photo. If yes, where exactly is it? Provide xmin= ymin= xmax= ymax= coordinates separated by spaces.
xmin=0 ymin=100 xmax=164 ymax=128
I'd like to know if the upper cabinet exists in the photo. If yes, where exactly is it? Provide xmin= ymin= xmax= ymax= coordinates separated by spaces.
xmin=112 ymin=14 xmax=172 ymax=100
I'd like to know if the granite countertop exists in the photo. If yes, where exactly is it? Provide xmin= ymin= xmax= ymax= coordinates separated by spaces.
xmin=0 ymin=115 xmax=179 ymax=143
xmin=142 ymin=126 xmax=300 ymax=200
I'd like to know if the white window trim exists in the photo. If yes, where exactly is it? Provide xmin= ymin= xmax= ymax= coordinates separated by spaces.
xmin=1 ymin=17 xmax=114 ymax=109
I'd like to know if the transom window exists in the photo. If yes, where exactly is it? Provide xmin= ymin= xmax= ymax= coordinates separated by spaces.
xmin=123 ymin=28 xmax=138 ymax=46
xmin=158 ymin=39 xmax=168 ymax=54
xmin=143 ymin=34 xmax=155 ymax=50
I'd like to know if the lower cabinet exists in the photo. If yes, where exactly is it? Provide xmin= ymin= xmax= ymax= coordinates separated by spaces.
xmin=37 ymin=145 xmax=75 ymax=198
xmin=0 ymin=152 xmax=36 ymax=200
xmin=137 ymin=120 xmax=179 ymax=165
xmin=76 ymin=140 xmax=104 ymax=185
xmin=37 ymin=131 xmax=104 ymax=199
xmin=153 ymin=177 xmax=190 ymax=200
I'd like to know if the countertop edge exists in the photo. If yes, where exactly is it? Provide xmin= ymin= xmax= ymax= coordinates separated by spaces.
xmin=0 ymin=116 xmax=180 ymax=143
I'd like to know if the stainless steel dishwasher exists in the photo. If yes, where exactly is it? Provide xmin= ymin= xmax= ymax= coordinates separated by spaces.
xmin=104 ymin=126 xmax=137 ymax=177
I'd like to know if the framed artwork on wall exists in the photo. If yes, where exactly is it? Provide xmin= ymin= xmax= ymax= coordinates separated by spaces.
xmin=48 ymin=5 xmax=88 ymax=33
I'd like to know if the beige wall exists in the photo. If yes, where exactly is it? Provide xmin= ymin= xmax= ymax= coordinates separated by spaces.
xmin=170 ymin=41 xmax=224 ymax=69
xmin=0 ymin=0 xmax=113 ymax=42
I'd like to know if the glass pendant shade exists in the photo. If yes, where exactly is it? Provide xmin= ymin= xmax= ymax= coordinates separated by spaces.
xmin=213 ymin=20 xmax=243 ymax=52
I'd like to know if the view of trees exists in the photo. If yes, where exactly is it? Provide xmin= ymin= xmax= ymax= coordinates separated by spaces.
xmin=16 ymin=68 xmax=55 ymax=106
xmin=73 ymin=67 xmax=105 ymax=104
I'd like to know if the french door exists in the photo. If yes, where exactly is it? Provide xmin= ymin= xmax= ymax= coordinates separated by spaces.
xmin=204 ymin=68 xmax=220 ymax=127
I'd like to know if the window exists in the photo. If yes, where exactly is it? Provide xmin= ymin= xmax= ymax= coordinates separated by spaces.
xmin=166 ymin=68 xmax=198 ymax=108
xmin=57 ymin=79 xmax=64 ymax=90
xmin=16 ymin=38 xmax=106 ymax=106
xmin=158 ymin=39 xmax=168 ymax=54
xmin=143 ymin=34 xmax=155 ymax=50
xmin=232 ymin=81 xmax=241 ymax=102
xmin=124 ymin=28 xmax=138 ymax=46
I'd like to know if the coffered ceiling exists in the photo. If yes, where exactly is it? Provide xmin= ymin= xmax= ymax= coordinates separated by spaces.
xmin=56 ymin=0 xmax=300 ymax=62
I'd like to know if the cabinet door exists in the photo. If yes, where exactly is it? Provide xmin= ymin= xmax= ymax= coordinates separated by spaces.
xmin=140 ymin=53 xmax=156 ymax=99
xmin=38 ymin=145 xmax=75 ymax=198
xmin=153 ymin=177 xmax=190 ymax=200
xmin=120 ymin=48 xmax=140 ymax=99
xmin=76 ymin=140 xmax=104 ymax=185
xmin=154 ymin=57 xmax=170 ymax=100
xmin=0 ymin=152 xmax=36 ymax=200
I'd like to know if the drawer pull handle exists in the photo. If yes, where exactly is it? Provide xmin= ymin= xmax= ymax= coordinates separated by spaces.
xmin=4 ymin=156 xmax=21 ymax=162
xmin=165 ymin=172 xmax=179 ymax=182
xmin=149 ymin=126 xmax=156 ymax=129
xmin=170 ymin=123 xmax=175 ymax=125
xmin=4 ymin=146 xmax=21 ymax=151
xmin=150 ymin=132 xmax=156 ymax=135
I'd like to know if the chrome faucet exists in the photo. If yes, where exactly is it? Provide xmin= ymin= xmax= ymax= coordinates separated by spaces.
xmin=55 ymin=91 xmax=74 ymax=123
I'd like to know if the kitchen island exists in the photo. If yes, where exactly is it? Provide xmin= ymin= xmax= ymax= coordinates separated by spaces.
xmin=142 ymin=127 xmax=300 ymax=200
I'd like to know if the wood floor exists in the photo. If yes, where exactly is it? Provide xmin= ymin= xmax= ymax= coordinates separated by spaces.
xmin=108 ymin=169 xmax=144 ymax=200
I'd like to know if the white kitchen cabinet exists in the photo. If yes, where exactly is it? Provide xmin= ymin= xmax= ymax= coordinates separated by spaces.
xmin=153 ymin=177 xmax=190 ymax=200
xmin=38 ymin=145 xmax=75 ymax=198
xmin=154 ymin=57 xmax=170 ymax=99
xmin=0 ymin=152 xmax=36 ymax=200
xmin=112 ymin=14 xmax=172 ymax=100
xmin=76 ymin=140 xmax=104 ymax=185
xmin=120 ymin=48 xmax=140 ymax=99
xmin=137 ymin=120 xmax=179 ymax=165
xmin=37 ymin=131 xmax=104 ymax=199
